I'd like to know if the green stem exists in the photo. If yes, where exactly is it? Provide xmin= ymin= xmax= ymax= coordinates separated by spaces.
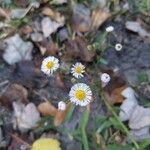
xmin=100 ymin=88 xmax=140 ymax=149
xmin=81 ymin=127 xmax=89 ymax=150
xmin=80 ymin=108 xmax=90 ymax=150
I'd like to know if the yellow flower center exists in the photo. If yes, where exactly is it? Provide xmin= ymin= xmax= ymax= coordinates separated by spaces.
xmin=75 ymin=66 xmax=82 ymax=74
xmin=75 ymin=90 xmax=86 ymax=101
xmin=46 ymin=61 xmax=54 ymax=69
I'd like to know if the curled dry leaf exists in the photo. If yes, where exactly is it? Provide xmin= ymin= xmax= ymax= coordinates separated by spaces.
xmin=3 ymin=34 xmax=33 ymax=65
xmin=91 ymin=8 xmax=110 ymax=30
xmin=0 ymin=83 xmax=28 ymax=108
xmin=38 ymin=101 xmax=57 ymax=116
xmin=54 ymin=103 xmax=71 ymax=127
xmin=126 ymin=21 xmax=150 ymax=39
xmin=64 ymin=36 xmax=96 ymax=62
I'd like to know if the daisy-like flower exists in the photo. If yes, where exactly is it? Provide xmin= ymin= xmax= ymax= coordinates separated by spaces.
xmin=41 ymin=56 xmax=59 ymax=76
xmin=106 ymin=26 xmax=114 ymax=32
xmin=71 ymin=62 xmax=85 ymax=78
xmin=69 ymin=83 xmax=92 ymax=106
xmin=115 ymin=43 xmax=123 ymax=51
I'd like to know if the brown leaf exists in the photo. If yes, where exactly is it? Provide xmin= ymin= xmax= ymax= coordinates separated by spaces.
xmin=0 ymin=83 xmax=28 ymax=108
xmin=91 ymin=8 xmax=111 ymax=30
xmin=38 ymin=101 xmax=57 ymax=116
xmin=64 ymin=36 xmax=96 ymax=62
xmin=54 ymin=103 xmax=71 ymax=127
xmin=111 ymin=85 xmax=128 ymax=104
xmin=42 ymin=7 xmax=65 ymax=24
xmin=103 ymin=73 xmax=127 ymax=104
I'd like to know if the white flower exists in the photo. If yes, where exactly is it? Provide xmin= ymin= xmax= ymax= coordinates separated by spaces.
xmin=58 ymin=101 xmax=66 ymax=111
xmin=106 ymin=26 xmax=114 ymax=32
xmin=69 ymin=83 xmax=92 ymax=106
xmin=115 ymin=43 xmax=122 ymax=51
xmin=71 ymin=62 xmax=85 ymax=78
xmin=41 ymin=56 xmax=59 ymax=76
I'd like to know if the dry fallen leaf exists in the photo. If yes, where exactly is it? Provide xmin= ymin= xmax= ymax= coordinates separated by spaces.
xmin=131 ymin=127 xmax=150 ymax=141
xmin=129 ymin=105 xmax=150 ymax=130
xmin=31 ymin=138 xmax=61 ymax=150
xmin=126 ymin=21 xmax=150 ymax=39
xmin=111 ymin=85 xmax=127 ymax=104
xmin=38 ymin=39 xmax=59 ymax=56
xmin=91 ymin=8 xmax=110 ymax=30
xmin=0 ymin=83 xmax=28 ymax=108
xmin=119 ymin=99 xmax=137 ymax=121
xmin=64 ymin=36 xmax=96 ymax=62
xmin=13 ymin=102 xmax=41 ymax=132
xmin=38 ymin=101 xmax=57 ymax=116
xmin=8 ymin=134 xmax=31 ymax=150
xmin=104 ymin=73 xmax=127 ymax=104
xmin=3 ymin=34 xmax=33 ymax=65
xmin=42 ymin=7 xmax=65 ymax=24
xmin=41 ymin=17 xmax=64 ymax=38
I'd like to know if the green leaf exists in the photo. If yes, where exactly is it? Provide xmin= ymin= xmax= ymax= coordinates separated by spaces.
xmin=107 ymin=144 xmax=133 ymax=150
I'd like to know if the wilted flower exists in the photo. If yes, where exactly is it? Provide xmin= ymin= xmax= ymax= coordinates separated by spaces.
xmin=115 ymin=43 xmax=123 ymax=51
xmin=41 ymin=56 xmax=59 ymax=76
xmin=71 ymin=62 xmax=85 ymax=78
xmin=106 ymin=26 xmax=114 ymax=32
xmin=69 ymin=83 xmax=92 ymax=106
xmin=100 ymin=73 xmax=111 ymax=87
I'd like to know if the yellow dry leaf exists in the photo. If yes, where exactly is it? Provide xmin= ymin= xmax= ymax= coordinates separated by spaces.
xmin=31 ymin=138 xmax=61 ymax=150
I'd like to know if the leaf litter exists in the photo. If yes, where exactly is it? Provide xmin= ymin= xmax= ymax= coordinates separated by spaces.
xmin=0 ymin=0 xmax=150 ymax=149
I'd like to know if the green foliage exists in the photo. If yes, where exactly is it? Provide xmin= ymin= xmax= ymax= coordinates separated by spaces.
xmin=107 ymin=144 xmax=133 ymax=150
